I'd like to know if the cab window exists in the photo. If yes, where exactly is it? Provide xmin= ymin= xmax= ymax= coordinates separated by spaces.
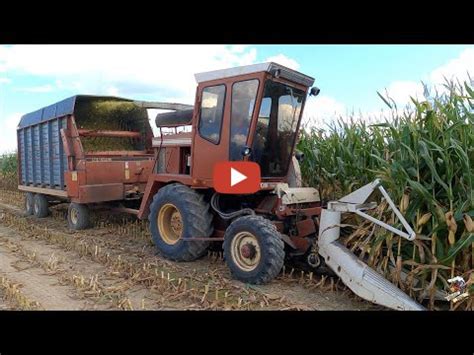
xmin=229 ymin=79 xmax=259 ymax=160
xmin=199 ymin=85 xmax=226 ymax=144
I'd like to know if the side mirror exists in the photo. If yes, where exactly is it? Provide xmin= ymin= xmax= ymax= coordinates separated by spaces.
xmin=310 ymin=87 xmax=320 ymax=97
xmin=241 ymin=146 xmax=252 ymax=157
xmin=295 ymin=150 xmax=304 ymax=162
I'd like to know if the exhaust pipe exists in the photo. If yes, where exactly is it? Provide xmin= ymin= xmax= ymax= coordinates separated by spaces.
xmin=317 ymin=181 xmax=425 ymax=311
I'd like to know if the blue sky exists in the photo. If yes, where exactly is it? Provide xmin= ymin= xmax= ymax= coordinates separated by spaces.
xmin=1 ymin=45 xmax=473 ymax=153
xmin=256 ymin=45 xmax=473 ymax=113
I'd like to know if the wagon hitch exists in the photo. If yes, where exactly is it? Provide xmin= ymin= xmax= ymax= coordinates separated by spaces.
xmin=317 ymin=179 xmax=425 ymax=310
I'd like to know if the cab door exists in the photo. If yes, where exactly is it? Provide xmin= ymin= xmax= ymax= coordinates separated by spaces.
xmin=191 ymin=73 xmax=265 ymax=187
xmin=191 ymin=82 xmax=230 ymax=186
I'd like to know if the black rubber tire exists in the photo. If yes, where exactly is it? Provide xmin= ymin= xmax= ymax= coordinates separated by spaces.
xmin=68 ymin=203 xmax=91 ymax=230
xmin=33 ymin=194 xmax=49 ymax=218
xmin=25 ymin=192 xmax=35 ymax=215
xmin=148 ymin=183 xmax=213 ymax=261
xmin=223 ymin=215 xmax=285 ymax=285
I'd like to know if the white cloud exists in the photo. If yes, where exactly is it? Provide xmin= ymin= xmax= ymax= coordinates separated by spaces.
xmin=16 ymin=84 xmax=54 ymax=93
xmin=379 ymin=48 xmax=474 ymax=109
xmin=106 ymin=86 xmax=119 ymax=96
xmin=229 ymin=45 xmax=248 ymax=53
xmin=302 ymin=96 xmax=397 ymax=131
xmin=302 ymin=95 xmax=346 ymax=129
xmin=0 ymin=45 xmax=259 ymax=103
xmin=430 ymin=48 xmax=474 ymax=86
xmin=0 ymin=112 xmax=21 ymax=154
xmin=357 ymin=108 xmax=393 ymax=124
xmin=265 ymin=54 xmax=300 ymax=70
xmin=383 ymin=81 xmax=426 ymax=108
xmin=0 ymin=77 xmax=11 ymax=84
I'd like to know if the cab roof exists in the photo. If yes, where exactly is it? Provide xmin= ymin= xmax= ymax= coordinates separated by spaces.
xmin=194 ymin=62 xmax=315 ymax=87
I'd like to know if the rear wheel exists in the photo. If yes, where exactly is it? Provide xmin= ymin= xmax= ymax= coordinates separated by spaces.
xmin=33 ymin=194 xmax=49 ymax=218
xmin=25 ymin=192 xmax=35 ymax=215
xmin=223 ymin=215 xmax=285 ymax=284
xmin=148 ymin=183 xmax=213 ymax=261
xmin=68 ymin=203 xmax=91 ymax=230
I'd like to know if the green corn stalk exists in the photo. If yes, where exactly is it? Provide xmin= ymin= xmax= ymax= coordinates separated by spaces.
xmin=298 ymin=79 xmax=474 ymax=310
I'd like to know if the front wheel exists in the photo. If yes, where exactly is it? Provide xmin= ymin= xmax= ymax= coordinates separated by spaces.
xmin=148 ymin=183 xmax=213 ymax=261
xmin=223 ymin=215 xmax=285 ymax=285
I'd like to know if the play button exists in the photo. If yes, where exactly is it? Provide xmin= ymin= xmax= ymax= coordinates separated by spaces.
xmin=231 ymin=167 xmax=247 ymax=187
xmin=213 ymin=162 xmax=261 ymax=194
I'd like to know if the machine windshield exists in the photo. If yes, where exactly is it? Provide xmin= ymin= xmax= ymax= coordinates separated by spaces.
xmin=251 ymin=80 xmax=304 ymax=177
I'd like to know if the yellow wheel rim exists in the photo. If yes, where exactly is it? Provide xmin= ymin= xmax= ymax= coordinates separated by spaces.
xmin=70 ymin=208 xmax=79 ymax=225
xmin=158 ymin=203 xmax=183 ymax=245
xmin=230 ymin=231 xmax=261 ymax=271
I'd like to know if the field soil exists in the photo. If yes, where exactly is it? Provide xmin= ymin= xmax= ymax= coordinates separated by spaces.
xmin=0 ymin=193 xmax=379 ymax=311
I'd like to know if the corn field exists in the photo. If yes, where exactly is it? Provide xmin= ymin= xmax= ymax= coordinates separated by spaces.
xmin=0 ymin=153 xmax=18 ymax=191
xmin=1 ymin=81 xmax=473 ymax=310
xmin=298 ymin=80 xmax=474 ymax=310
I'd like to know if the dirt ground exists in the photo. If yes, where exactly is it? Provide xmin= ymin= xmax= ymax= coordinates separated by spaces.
xmin=0 ymin=194 xmax=380 ymax=311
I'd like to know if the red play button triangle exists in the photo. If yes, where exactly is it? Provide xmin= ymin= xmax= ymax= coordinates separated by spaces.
xmin=213 ymin=162 xmax=261 ymax=194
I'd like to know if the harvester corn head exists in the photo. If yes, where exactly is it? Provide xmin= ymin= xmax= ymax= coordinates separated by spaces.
xmin=318 ymin=179 xmax=425 ymax=310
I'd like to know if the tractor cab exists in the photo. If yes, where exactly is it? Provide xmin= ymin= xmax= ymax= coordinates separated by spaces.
xmin=153 ymin=62 xmax=316 ymax=188
xmin=190 ymin=62 xmax=315 ymax=186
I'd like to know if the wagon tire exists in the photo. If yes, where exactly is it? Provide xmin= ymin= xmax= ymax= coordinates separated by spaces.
xmin=25 ymin=192 xmax=35 ymax=215
xmin=223 ymin=215 xmax=285 ymax=285
xmin=33 ymin=194 xmax=49 ymax=218
xmin=68 ymin=203 xmax=91 ymax=230
xmin=148 ymin=183 xmax=213 ymax=261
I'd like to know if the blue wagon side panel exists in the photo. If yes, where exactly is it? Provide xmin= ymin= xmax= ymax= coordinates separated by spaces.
xmin=18 ymin=116 xmax=69 ymax=191
xmin=26 ymin=127 xmax=33 ymax=184
xmin=59 ymin=117 xmax=67 ymax=188
xmin=19 ymin=131 xmax=26 ymax=184
xmin=33 ymin=125 xmax=41 ymax=184
xmin=51 ymin=119 xmax=60 ymax=187
xmin=41 ymin=122 xmax=50 ymax=185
